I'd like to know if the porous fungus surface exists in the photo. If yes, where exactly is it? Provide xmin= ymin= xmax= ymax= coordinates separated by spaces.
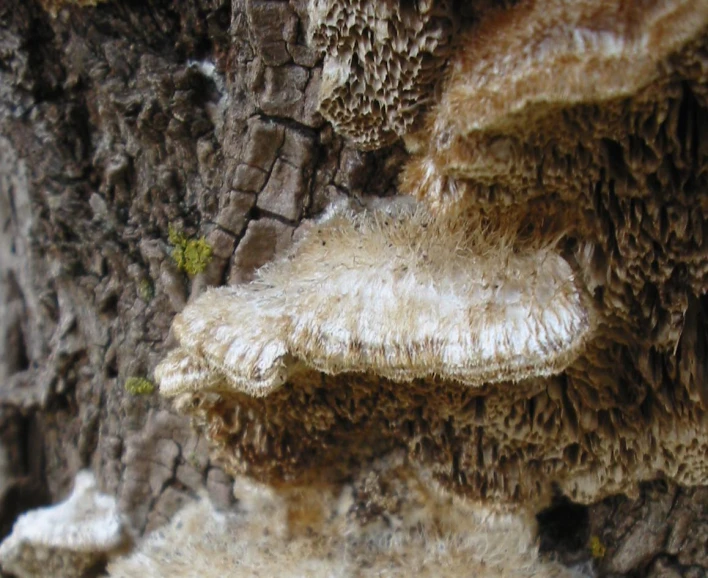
xmin=307 ymin=0 xmax=457 ymax=150
xmin=166 ymin=333 xmax=707 ymax=508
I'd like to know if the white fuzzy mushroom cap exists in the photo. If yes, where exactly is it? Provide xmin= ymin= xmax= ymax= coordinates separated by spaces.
xmin=0 ymin=471 xmax=127 ymax=578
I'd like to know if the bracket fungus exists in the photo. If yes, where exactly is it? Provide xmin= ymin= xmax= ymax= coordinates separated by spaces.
xmin=307 ymin=0 xmax=457 ymax=150
xmin=0 ymin=471 xmax=128 ymax=578
xmin=405 ymin=0 xmax=708 ymax=199
xmin=155 ymin=201 xmax=607 ymax=497
xmin=401 ymin=0 xmax=708 ymax=351
xmin=157 ymin=203 xmax=593 ymax=397
xmin=153 ymin=0 xmax=708 ymax=575
xmin=108 ymin=457 xmax=588 ymax=578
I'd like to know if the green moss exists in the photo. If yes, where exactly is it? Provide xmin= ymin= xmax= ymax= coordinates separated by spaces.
xmin=168 ymin=226 xmax=213 ymax=277
xmin=138 ymin=278 xmax=154 ymax=302
xmin=124 ymin=377 xmax=156 ymax=396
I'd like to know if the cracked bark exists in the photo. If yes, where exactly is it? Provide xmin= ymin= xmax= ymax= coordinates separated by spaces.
xmin=0 ymin=1 xmax=705 ymax=577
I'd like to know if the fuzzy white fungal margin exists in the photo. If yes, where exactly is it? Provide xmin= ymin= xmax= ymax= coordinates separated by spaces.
xmin=0 ymin=471 xmax=128 ymax=578
xmin=156 ymin=203 xmax=593 ymax=397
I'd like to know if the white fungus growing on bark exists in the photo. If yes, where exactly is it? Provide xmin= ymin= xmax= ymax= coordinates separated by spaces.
xmin=157 ymin=202 xmax=593 ymax=397
xmin=0 ymin=471 xmax=128 ymax=578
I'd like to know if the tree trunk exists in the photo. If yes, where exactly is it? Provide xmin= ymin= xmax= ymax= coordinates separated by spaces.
xmin=0 ymin=1 xmax=705 ymax=577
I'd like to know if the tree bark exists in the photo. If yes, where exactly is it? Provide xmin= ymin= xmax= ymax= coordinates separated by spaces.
xmin=0 ymin=1 xmax=705 ymax=577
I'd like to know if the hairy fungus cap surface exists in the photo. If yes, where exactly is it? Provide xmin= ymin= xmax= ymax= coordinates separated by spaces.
xmin=0 ymin=471 xmax=127 ymax=578
xmin=308 ymin=0 xmax=457 ymax=150
xmin=441 ymin=0 xmax=706 ymax=136
xmin=156 ymin=204 xmax=592 ymax=397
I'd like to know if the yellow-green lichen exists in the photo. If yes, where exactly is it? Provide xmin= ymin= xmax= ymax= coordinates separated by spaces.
xmin=138 ymin=278 xmax=154 ymax=302
xmin=125 ymin=377 xmax=156 ymax=396
xmin=186 ymin=452 xmax=201 ymax=469
xmin=589 ymin=535 xmax=606 ymax=559
xmin=168 ymin=226 xmax=213 ymax=277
